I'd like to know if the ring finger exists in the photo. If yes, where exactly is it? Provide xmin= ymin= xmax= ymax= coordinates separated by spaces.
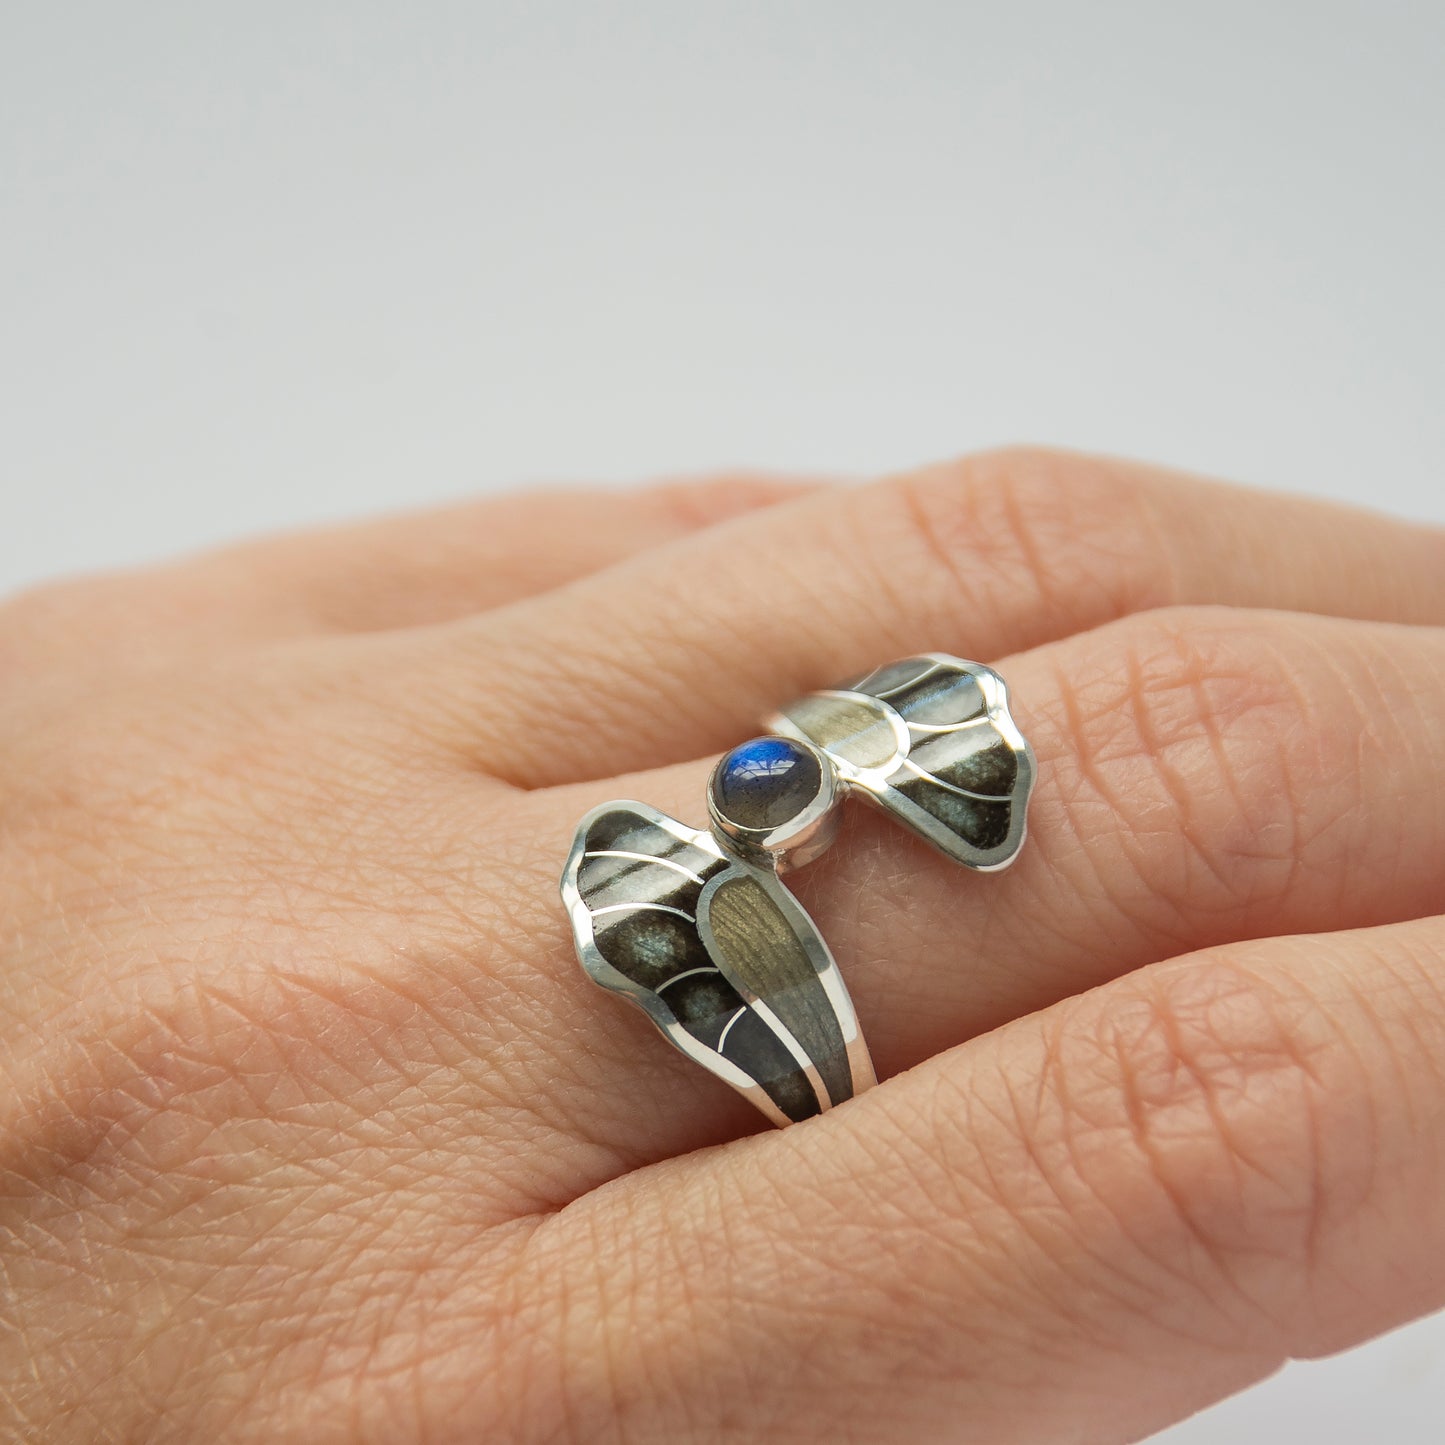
xmin=519 ymin=605 xmax=1445 ymax=1167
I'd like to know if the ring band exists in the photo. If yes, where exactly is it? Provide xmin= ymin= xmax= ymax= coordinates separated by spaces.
xmin=560 ymin=654 xmax=1036 ymax=1126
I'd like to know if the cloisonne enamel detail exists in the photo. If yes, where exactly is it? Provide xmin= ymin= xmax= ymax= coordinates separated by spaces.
xmin=767 ymin=654 xmax=1035 ymax=871
xmin=560 ymin=654 xmax=1035 ymax=1126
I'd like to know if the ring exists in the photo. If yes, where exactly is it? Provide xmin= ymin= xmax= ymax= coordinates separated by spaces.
xmin=560 ymin=654 xmax=1036 ymax=1126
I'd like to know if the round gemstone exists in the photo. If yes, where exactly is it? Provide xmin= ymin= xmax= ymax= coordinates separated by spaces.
xmin=712 ymin=737 xmax=823 ymax=832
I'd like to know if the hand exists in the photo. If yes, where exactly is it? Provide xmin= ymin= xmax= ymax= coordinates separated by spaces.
xmin=3 ymin=450 xmax=1444 ymax=1444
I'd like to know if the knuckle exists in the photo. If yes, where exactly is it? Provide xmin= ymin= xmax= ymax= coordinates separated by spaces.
xmin=647 ymin=470 xmax=807 ymax=528
xmin=881 ymin=447 xmax=1180 ymax=631
xmin=1032 ymin=954 xmax=1367 ymax=1321
xmin=1046 ymin=606 xmax=1338 ymax=923
xmin=1099 ymin=960 xmax=1330 ymax=1210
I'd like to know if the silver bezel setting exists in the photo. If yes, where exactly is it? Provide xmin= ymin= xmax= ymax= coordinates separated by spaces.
xmin=705 ymin=736 xmax=841 ymax=872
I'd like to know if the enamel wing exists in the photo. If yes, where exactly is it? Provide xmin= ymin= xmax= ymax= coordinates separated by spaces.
xmin=561 ymin=801 xmax=875 ymax=1126
xmin=767 ymin=653 xmax=1035 ymax=871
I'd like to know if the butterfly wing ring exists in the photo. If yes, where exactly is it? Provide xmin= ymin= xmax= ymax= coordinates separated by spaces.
xmin=560 ymin=654 xmax=1035 ymax=1126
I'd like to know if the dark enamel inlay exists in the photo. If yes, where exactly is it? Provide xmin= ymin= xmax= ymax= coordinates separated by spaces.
xmin=592 ymin=909 xmax=714 ymax=991
xmin=576 ymin=804 xmax=826 ymax=1123
xmin=910 ymin=731 xmax=1018 ymax=796
xmin=894 ymin=776 xmax=1012 ymax=849
xmin=720 ymin=1011 xmax=822 ymax=1122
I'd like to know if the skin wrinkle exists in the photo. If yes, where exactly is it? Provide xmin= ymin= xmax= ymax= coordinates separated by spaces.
xmin=4 ymin=772 xmax=543 ymax=1052
xmin=1254 ymin=948 xmax=1444 ymax=1360
xmin=991 ymin=455 xmax=1075 ymax=636
xmin=894 ymin=1069 xmax=1094 ymax=1371
xmin=1036 ymin=647 xmax=1184 ymax=960
xmin=987 ymin=1032 xmax=1159 ymax=1338
xmin=906 ymin=452 xmax=1169 ymax=658
xmin=1125 ymin=628 xmax=1254 ymax=913
xmin=989 ymin=617 xmax=1352 ymax=961
xmin=1330 ymin=639 xmax=1424 ymax=885
xmin=1108 ymin=973 xmax=1306 ymax=1338
xmin=1310 ymin=949 xmax=1424 ymax=1326
xmin=1183 ymin=638 xmax=1303 ymax=907
xmin=889 ymin=462 xmax=1005 ymax=634
xmin=1060 ymin=971 xmax=1300 ymax=1342
xmin=1142 ymin=956 xmax=1396 ymax=1349
xmin=7 ymin=962 xmax=521 ymax=1232
xmin=949 ymin=1054 xmax=1092 ymax=1326
xmin=1272 ymin=633 xmax=1366 ymax=877
xmin=127 ymin=1086 xmax=517 ymax=1439
xmin=993 ymin=1005 xmax=1240 ymax=1353
xmin=1072 ymin=613 xmax=1311 ymax=926
xmin=1368 ymin=646 xmax=1441 ymax=884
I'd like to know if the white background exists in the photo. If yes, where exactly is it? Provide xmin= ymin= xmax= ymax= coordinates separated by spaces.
xmin=3 ymin=3 xmax=1442 ymax=1438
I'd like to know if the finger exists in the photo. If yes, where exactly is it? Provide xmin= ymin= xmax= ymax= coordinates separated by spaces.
xmin=504 ymin=914 xmax=1445 ymax=1444
xmin=371 ymin=447 xmax=1445 ymax=786
xmin=520 ymin=607 xmax=1445 ymax=1163
xmin=223 ymin=472 xmax=820 ymax=630
xmin=0 ymin=474 xmax=817 ymax=678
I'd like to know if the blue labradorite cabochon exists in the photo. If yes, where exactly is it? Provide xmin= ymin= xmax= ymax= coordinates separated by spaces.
xmin=711 ymin=737 xmax=824 ymax=832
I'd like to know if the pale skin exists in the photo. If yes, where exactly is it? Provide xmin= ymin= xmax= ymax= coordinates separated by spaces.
xmin=3 ymin=449 xmax=1445 ymax=1444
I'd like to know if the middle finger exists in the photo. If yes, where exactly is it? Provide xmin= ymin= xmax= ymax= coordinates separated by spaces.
xmin=362 ymin=448 xmax=1445 ymax=787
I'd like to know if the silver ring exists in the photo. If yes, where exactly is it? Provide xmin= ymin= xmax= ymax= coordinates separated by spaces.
xmin=560 ymin=654 xmax=1036 ymax=1127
